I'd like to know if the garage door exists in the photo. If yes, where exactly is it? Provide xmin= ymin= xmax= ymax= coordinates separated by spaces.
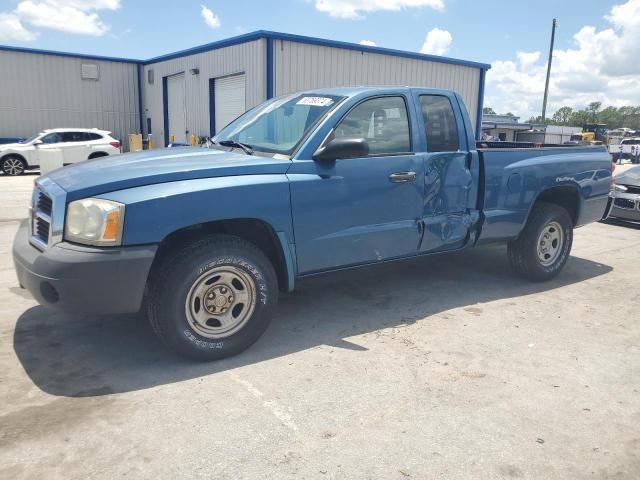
xmin=166 ymin=73 xmax=186 ymax=143
xmin=215 ymin=74 xmax=246 ymax=133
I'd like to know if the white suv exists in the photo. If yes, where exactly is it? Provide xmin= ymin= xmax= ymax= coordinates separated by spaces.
xmin=0 ymin=128 xmax=121 ymax=176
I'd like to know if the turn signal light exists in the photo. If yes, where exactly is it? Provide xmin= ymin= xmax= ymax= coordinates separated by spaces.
xmin=103 ymin=211 xmax=121 ymax=241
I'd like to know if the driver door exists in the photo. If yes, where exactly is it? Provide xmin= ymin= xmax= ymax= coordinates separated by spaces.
xmin=288 ymin=95 xmax=424 ymax=274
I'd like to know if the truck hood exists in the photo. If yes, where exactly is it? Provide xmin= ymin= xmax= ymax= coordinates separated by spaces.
xmin=46 ymin=147 xmax=292 ymax=200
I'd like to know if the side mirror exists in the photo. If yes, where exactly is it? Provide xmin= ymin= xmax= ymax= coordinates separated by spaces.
xmin=312 ymin=137 xmax=369 ymax=162
xmin=33 ymin=140 xmax=43 ymax=146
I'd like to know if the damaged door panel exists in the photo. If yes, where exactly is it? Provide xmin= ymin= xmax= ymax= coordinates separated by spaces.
xmin=414 ymin=93 xmax=480 ymax=252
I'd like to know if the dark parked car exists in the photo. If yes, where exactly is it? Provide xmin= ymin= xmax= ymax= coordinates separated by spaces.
xmin=609 ymin=165 xmax=640 ymax=223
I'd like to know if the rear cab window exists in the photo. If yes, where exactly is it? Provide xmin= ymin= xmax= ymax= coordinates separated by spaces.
xmin=419 ymin=95 xmax=460 ymax=152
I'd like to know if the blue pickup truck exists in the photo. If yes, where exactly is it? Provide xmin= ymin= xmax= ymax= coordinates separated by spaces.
xmin=13 ymin=87 xmax=614 ymax=360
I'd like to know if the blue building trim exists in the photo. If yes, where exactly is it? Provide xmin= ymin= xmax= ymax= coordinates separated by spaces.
xmin=475 ymin=68 xmax=486 ymax=140
xmin=136 ymin=64 xmax=144 ymax=135
xmin=209 ymin=78 xmax=216 ymax=137
xmin=0 ymin=44 xmax=141 ymax=64
xmin=266 ymin=37 xmax=274 ymax=99
xmin=162 ymin=76 xmax=169 ymax=146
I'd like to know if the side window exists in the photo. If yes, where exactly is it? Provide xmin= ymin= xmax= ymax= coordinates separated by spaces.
xmin=62 ymin=131 xmax=88 ymax=142
xmin=420 ymin=95 xmax=460 ymax=152
xmin=87 ymin=133 xmax=103 ymax=140
xmin=40 ymin=133 xmax=62 ymax=144
xmin=332 ymin=96 xmax=411 ymax=155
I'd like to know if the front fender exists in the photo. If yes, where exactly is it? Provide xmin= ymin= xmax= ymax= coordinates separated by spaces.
xmin=96 ymin=175 xmax=294 ymax=246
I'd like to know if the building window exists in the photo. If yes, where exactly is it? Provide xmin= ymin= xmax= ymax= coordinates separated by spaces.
xmin=81 ymin=63 xmax=99 ymax=80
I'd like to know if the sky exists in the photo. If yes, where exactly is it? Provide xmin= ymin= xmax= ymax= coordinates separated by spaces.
xmin=0 ymin=0 xmax=638 ymax=120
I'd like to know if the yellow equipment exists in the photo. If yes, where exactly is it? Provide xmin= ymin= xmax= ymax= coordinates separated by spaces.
xmin=569 ymin=124 xmax=608 ymax=145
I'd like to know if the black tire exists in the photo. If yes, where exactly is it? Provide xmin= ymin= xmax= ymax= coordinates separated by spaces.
xmin=147 ymin=235 xmax=278 ymax=360
xmin=88 ymin=152 xmax=109 ymax=160
xmin=507 ymin=202 xmax=573 ymax=281
xmin=1 ymin=155 xmax=27 ymax=176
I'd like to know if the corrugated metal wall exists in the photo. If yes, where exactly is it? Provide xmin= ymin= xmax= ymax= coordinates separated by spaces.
xmin=0 ymin=50 xmax=139 ymax=148
xmin=273 ymin=40 xmax=481 ymax=131
xmin=142 ymin=40 xmax=266 ymax=147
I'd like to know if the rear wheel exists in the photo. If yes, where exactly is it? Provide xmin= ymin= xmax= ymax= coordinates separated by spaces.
xmin=147 ymin=235 xmax=278 ymax=360
xmin=508 ymin=202 xmax=573 ymax=281
xmin=1 ymin=156 xmax=26 ymax=176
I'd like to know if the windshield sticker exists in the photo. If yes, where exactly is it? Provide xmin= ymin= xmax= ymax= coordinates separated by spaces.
xmin=297 ymin=97 xmax=334 ymax=107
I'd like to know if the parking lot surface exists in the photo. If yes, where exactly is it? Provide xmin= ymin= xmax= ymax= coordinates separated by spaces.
xmin=0 ymin=172 xmax=639 ymax=480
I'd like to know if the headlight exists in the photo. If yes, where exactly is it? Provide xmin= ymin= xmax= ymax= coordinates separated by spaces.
xmin=65 ymin=198 xmax=125 ymax=246
xmin=613 ymin=184 xmax=628 ymax=192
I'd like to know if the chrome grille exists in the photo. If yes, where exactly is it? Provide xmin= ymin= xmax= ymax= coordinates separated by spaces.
xmin=35 ymin=216 xmax=50 ymax=240
xmin=29 ymin=178 xmax=65 ymax=251
xmin=36 ymin=192 xmax=53 ymax=216
xmin=30 ymin=187 xmax=53 ymax=249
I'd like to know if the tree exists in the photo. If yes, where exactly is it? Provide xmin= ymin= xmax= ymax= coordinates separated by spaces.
xmin=526 ymin=115 xmax=553 ymax=125
xmin=586 ymin=102 xmax=602 ymax=122
xmin=482 ymin=107 xmax=496 ymax=115
xmin=569 ymin=110 xmax=591 ymax=127
xmin=552 ymin=106 xmax=573 ymax=125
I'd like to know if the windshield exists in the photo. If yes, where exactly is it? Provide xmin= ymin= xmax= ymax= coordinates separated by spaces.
xmin=214 ymin=93 xmax=344 ymax=155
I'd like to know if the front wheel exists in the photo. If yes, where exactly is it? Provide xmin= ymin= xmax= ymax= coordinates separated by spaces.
xmin=1 ymin=156 xmax=27 ymax=176
xmin=147 ymin=235 xmax=278 ymax=360
xmin=508 ymin=202 xmax=573 ymax=281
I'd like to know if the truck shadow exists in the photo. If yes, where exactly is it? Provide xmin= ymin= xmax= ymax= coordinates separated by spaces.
xmin=13 ymin=245 xmax=612 ymax=397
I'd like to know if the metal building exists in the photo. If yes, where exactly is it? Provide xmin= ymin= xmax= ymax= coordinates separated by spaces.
xmin=1 ymin=31 xmax=490 ymax=150
xmin=0 ymin=46 xmax=141 ymax=149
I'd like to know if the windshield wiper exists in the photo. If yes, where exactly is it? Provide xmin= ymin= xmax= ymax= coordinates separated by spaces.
xmin=216 ymin=139 xmax=254 ymax=155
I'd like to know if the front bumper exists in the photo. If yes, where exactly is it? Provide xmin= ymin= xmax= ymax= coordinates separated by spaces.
xmin=13 ymin=220 xmax=157 ymax=314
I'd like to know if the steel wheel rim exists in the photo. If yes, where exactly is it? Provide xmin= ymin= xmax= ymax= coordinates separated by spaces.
xmin=4 ymin=158 xmax=24 ymax=175
xmin=537 ymin=221 xmax=564 ymax=266
xmin=185 ymin=265 xmax=257 ymax=339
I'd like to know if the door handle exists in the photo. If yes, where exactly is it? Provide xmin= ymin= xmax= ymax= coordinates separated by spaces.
xmin=389 ymin=171 xmax=417 ymax=183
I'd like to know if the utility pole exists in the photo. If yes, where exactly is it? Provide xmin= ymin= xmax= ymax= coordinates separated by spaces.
xmin=541 ymin=18 xmax=557 ymax=122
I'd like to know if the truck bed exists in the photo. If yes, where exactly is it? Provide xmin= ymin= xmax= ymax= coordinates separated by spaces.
xmin=475 ymin=144 xmax=612 ymax=244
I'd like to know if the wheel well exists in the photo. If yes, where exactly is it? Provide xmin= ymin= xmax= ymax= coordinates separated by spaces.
xmin=152 ymin=219 xmax=291 ymax=292
xmin=1 ymin=153 xmax=26 ymax=164
xmin=88 ymin=151 xmax=109 ymax=159
xmin=534 ymin=186 xmax=579 ymax=226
